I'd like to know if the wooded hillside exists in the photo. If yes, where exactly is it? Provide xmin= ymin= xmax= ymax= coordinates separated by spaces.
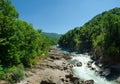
xmin=59 ymin=7 xmax=120 ymax=64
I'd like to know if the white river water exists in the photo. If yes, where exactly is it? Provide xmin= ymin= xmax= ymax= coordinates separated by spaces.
xmin=71 ymin=53 xmax=116 ymax=84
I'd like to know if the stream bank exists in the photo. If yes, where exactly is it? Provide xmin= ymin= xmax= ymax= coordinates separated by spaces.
xmin=1 ymin=46 xmax=119 ymax=84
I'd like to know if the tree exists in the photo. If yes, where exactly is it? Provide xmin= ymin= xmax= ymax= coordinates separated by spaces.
xmin=0 ymin=0 xmax=19 ymax=66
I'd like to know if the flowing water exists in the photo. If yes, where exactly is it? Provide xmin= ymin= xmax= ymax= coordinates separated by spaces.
xmin=71 ymin=53 xmax=116 ymax=84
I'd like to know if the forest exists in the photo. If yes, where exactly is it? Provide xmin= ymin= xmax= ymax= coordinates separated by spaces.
xmin=0 ymin=0 xmax=58 ymax=83
xmin=59 ymin=7 xmax=120 ymax=64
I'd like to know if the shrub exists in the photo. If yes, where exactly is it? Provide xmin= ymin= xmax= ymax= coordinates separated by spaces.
xmin=0 ymin=65 xmax=6 ymax=79
xmin=7 ymin=64 xmax=25 ymax=83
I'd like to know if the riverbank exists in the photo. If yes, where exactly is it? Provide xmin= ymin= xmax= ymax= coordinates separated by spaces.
xmin=16 ymin=46 xmax=97 ymax=84
xmin=1 ymin=46 xmax=119 ymax=84
xmin=16 ymin=46 xmax=76 ymax=84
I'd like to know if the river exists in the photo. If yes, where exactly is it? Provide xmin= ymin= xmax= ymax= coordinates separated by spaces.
xmin=70 ymin=53 xmax=116 ymax=84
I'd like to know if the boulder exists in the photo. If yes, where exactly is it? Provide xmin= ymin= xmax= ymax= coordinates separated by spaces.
xmin=116 ymin=77 xmax=120 ymax=83
xmin=87 ymin=61 xmax=93 ymax=68
xmin=65 ymin=73 xmax=73 ymax=79
xmin=67 ymin=64 xmax=74 ymax=69
xmin=69 ymin=77 xmax=79 ymax=83
xmin=40 ymin=69 xmax=61 ymax=84
xmin=101 ymin=68 xmax=111 ymax=76
xmin=98 ymin=63 xmax=103 ymax=68
xmin=84 ymin=80 xmax=94 ymax=84
xmin=50 ymin=55 xmax=61 ymax=60
xmin=60 ymin=77 xmax=65 ymax=82
xmin=46 ymin=62 xmax=58 ymax=69
xmin=90 ymin=67 xmax=96 ymax=71
xmin=74 ymin=80 xmax=83 ymax=84
xmin=0 ymin=80 xmax=10 ymax=84
xmin=63 ymin=53 xmax=72 ymax=60
xmin=40 ymin=81 xmax=56 ymax=84
xmin=76 ymin=62 xmax=82 ymax=67
xmin=63 ymin=66 xmax=68 ymax=70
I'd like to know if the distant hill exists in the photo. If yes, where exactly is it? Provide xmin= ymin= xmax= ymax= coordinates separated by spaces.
xmin=42 ymin=32 xmax=61 ymax=40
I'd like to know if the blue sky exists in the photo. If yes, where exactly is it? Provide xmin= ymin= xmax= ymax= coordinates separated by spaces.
xmin=12 ymin=0 xmax=120 ymax=34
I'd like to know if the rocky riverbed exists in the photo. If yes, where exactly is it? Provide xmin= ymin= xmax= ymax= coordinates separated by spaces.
xmin=16 ymin=46 xmax=81 ymax=84
xmin=1 ymin=46 xmax=120 ymax=84
xmin=16 ymin=46 xmax=97 ymax=84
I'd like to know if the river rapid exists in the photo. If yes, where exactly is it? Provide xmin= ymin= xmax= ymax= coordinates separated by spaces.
xmin=70 ymin=53 xmax=116 ymax=84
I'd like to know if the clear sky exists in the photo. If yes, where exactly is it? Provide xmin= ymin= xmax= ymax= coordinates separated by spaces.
xmin=12 ymin=0 xmax=120 ymax=34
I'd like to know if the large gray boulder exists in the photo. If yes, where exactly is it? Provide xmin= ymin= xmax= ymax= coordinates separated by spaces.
xmin=40 ymin=69 xmax=62 ymax=84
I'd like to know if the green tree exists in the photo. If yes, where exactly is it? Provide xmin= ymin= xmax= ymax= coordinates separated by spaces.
xmin=0 ymin=0 xmax=19 ymax=66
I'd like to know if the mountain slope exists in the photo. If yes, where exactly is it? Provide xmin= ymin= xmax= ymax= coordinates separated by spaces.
xmin=42 ymin=32 xmax=61 ymax=45
xmin=42 ymin=32 xmax=61 ymax=40
xmin=58 ymin=7 xmax=120 ymax=64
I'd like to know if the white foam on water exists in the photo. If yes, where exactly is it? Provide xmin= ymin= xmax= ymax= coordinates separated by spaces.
xmin=71 ymin=54 xmax=116 ymax=84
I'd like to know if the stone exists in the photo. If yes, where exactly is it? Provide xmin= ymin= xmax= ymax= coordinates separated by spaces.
xmin=98 ymin=63 xmax=103 ymax=68
xmin=116 ymin=77 xmax=120 ymax=83
xmin=76 ymin=62 xmax=82 ymax=67
xmin=40 ymin=69 xmax=60 ymax=84
xmin=69 ymin=77 xmax=79 ymax=83
xmin=91 ymin=67 xmax=96 ymax=71
xmin=87 ymin=61 xmax=93 ymax=68
xmin=63 ymin=66 xmax=68 ymax=70
xmin=65 ymin=74 xmax=73 ymax=79
xmin=63 ymin=53 xmax=72 ymax=60
xmin=84 ymin=80 xmax=94 ymax=84
xmin=40 ymin=81 xmax=55 ymax=84
xmin=60 ymin=78 xmax=65 ymax=82
xmin=101 ymin=68 xmax=111 ymax=76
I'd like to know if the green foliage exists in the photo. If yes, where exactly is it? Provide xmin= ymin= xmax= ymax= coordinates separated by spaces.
xmin=0 ymin=65 xmax=6 ymax=79
xmin=7 ymin=64 xmax=25 ymax=83
xmin=59 ymin=7 xmax=120 ymax=63
xmin=0 ymin=0 xmax=53 ymax=82
xmin=0 ymin=64 xmax=25 ymax=83
xmin=42 ymin=32 xmax=61 ymax=45
xmin=93 ymin=33 xmax=104 ymax=47
xmin=59 ymin=26 xmax=92 ymax=52
xmin=0 ymin=0 xmax=19 ymax=66
xmin=42 ymin=32 xmax=61 ymax=39
xmin=0 ymin=0 xmax=51 ymax=67
xmin=0 ymin=0 xmax=18 ymax=18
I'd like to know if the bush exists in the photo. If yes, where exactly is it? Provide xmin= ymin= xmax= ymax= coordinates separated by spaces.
xmin=7 ymin=64 xmax=25 ymax=83
xmin=0 ymin=65 xmax=6 ymax=79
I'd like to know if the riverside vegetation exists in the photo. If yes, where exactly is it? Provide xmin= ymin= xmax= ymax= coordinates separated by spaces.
xmin=59 ymin=7 xmax=120 ymax=65
xmin=0 ymin=0 xmax=59 ymax=83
